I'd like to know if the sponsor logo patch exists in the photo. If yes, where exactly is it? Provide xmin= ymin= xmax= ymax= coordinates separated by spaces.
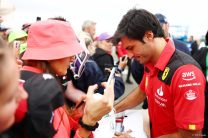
xmin=182 ymin=71 xmax=196 ymax=81
xmin=162 ymin=67 xmax=169 ymax=80
xmin=155 ymin=86 xmax=167 ymax=107
xmin=184 ymin=90 xmax=198 ymax=100
xmin=157 ymin=86 xmax=163 ymax=96
xmin=178 ymin=82 xmax=201 ymax=88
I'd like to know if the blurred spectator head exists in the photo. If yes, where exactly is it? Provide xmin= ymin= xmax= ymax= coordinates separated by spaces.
xmin=22 ymin=23 xmax=31 ymax=33
xmin=8 ymin=30 xmax=27 ymax=43
xmin=155 ymin=13 xmax=168 ymax=24
xmin=155 ymin=13 xmax=169 ymax=38
xmin=82 ymin=20 xmax=96 ymax=39
xmin=0 ymin=24 xmax=9 ymax=40
xmin=0 ymin=0 xmax=15 ymax=40
xmin=96 ymin=32 xmax=113 ymax=54
xmin=0 ymin=0 xmax=15 ymax=16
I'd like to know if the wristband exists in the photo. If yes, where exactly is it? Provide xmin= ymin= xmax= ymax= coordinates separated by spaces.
xmin=78 ymin=117 xmax=99 ymax=131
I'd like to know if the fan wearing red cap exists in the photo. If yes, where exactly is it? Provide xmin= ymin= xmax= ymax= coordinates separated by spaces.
xmin=2 ymin=20 xmax=115 ymax=138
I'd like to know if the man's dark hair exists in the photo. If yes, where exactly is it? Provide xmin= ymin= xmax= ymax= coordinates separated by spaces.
xmin=113 ymin=8 xmax=165 ymax=45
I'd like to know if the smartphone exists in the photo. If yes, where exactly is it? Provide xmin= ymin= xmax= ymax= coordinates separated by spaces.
xmin=106 ymin=67 xmax=116 ymax=86
xmin=121 ymin=55 xmax=128 ymax=61
xmin=116 ymin=55 xmax=128 ymax=65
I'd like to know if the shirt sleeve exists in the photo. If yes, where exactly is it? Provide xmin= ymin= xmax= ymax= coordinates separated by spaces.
xmin=171 ymin=64 xmax=205 ymax=131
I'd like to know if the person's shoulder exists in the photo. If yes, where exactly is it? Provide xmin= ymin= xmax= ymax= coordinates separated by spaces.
xmin=85 ymin=60 xmax=102 ymax=72
xmin=132 ymin=59 xmax=143 ymax=68
xmin=24 ymin=73 xmax=63 ymax=96
xmin=173 ymin=39 xmax=187 ymax=46
xmin=173 ymin=39 xmax=190 ymax=54
xmin=193 ymin=47 xmax=208 ymax=59
xmin=93 ymin=48 xmax=111 ymax=59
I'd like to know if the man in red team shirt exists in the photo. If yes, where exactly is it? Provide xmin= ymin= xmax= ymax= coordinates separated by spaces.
xmin=113 ymin=9 xmax=205 ymax=138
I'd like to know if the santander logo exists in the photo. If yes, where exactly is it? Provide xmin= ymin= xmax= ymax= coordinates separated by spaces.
xmin=157 ymin=86 xmax=163 ymax=96
xmin=182 ymin=71 xmax=196 ymax=81
xmin=184 ymin=90 xmax=198 ymax=100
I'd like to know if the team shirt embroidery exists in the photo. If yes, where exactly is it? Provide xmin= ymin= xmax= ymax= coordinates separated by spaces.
xmin=154 ymin=86 xmax=167 ymax=107
xmin=43 ymin=74 xmax=54 ymax=80
xmin=182 ymin=71 xmax=196 ymax=81
xmin=184 ymin=90 xmax=198 ymax=100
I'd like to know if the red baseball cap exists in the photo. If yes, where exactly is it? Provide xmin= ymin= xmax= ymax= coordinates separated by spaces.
xmin=22 ymin=20 xmax=84 ymax=60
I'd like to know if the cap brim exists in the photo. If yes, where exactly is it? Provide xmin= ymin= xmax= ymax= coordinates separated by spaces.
xmin=106 ymin=36 xmax=113 ymax=40
xmin=0 ymin=27 xmax=8 ymax=31
xmin=22 ymin=42 xmax=84 ymax=60
xmin=98 ymin=36 xmax=113 ymax=41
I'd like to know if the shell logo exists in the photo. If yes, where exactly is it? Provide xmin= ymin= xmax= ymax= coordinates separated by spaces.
xmin=184 ymin=90 xmax=198 ymax=100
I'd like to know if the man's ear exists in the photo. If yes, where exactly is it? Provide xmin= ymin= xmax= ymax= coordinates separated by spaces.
xmin=143 ymin=31 xmax=154 ymax=43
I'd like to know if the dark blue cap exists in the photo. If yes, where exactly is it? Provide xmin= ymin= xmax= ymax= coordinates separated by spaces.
xmin=155 ymin=13 xmax=168 ymax=24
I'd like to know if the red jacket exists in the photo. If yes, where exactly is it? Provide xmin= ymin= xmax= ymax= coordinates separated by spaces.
xmin=53 ymin=106 xmax=94 ymax=138
xmin=15 ymin=66 xmax=94 ymax=138
xmin=116 ymin=43 xmax=127 ymax=59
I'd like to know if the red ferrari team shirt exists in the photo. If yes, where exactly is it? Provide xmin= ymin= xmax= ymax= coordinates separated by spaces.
xmin=140 ymin=39 xmax=205 ymax=138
